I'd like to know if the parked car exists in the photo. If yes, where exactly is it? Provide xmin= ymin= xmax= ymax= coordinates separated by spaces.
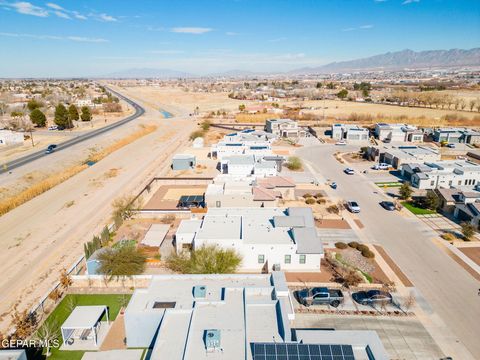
xmin=295 ymin=287 xmax=344 ymax=307
xmin=45 ymin=144 xmax=57 ymax=154
xmin=330 ymin=182 xmax=337 ymax=189
xmin=352 ymin=290 xmax=392 ymax=306
xmin=446 ymin=143 xmax=456 ymax=148
xmin=48 ymin=125 xmax=58 ymax=131
xmin=344 ymin=168 xmax=355 ymax=175
xmin=372 ymin=163 xmax=391 ymax=170
xmin=335 ymin=140 xmax=347 ymax=146
xmin=380 ymin=201 xmax=396 ymax=211
xmin=346 ymin=200 xmax=360 ymax=213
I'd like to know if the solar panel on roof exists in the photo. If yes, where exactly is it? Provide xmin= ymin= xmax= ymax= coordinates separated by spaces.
xmin=251 ymin=343 xmax=355 ymax=360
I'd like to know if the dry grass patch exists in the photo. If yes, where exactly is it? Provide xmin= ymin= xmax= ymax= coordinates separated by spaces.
xmin=0 ymin=163 xmax=88 ymax=216
xmin=88 ymin=124 xmax=157 ymax=163
xmin=235 ymin=113 xmax=272 ymax=123
xmin=0 ymin=125 xmax=157 ymax=217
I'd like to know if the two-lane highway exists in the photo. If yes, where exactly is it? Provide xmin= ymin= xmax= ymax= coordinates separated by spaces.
xmin=1 ymin=87 xmax=145 ymax=173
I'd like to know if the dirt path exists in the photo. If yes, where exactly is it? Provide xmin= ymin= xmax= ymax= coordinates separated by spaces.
xmin=0 ymin=87 xmax=196 ymax=331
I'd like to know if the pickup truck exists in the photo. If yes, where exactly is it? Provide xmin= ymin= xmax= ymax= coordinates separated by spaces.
xmin=295 ymin=287 xmax=344 ymax=307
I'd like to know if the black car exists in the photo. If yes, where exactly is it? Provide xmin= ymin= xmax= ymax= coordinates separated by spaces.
xmin=352 ymin=290 xmax=392 ymax=306
xmin=45 ymin=144 xmax=57 ymax=154
xmin=380 ymin=201 xmax=396 ymax=211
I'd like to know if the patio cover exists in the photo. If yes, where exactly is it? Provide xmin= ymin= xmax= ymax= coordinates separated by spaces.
xmin=141 ymin=224 xmax=170 ymax=247
xmin=61 ymin=306 xmax=109 ymax=346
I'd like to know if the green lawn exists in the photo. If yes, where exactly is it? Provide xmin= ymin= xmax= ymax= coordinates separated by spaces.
xmin=401 ymin=201 xmax=437 ymax=215
xmin=375 ymin=181 xmax=403 ymax=188
xmin=40 ymin=294 xmax=132 ymax=360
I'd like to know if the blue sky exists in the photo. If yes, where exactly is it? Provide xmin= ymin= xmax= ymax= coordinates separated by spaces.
xmin=0 ymin=0 xmax=479 ymax=77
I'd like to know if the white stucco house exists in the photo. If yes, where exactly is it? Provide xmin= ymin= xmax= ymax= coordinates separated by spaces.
xmin=174 ymin=207 xmax=324 ymax=272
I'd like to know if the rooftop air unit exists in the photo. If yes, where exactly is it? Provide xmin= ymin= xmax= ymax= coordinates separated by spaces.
xmin=204 ymin=329 xmax=221 ymax=352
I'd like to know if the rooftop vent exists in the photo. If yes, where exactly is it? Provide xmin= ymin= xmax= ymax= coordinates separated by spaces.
xmin=204 ymin=329 xmax=221 ymax=351
xmin=193 ymin=285 xmax=207 ymax=299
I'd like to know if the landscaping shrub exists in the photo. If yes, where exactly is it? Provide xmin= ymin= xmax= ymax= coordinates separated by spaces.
xmin=361 ymin=249 xmax=375 ymax=259
xmin=97 ymin=246 xmax=147 ymax=279
xmin=357 ymin=244 xmax=369 ymax=252
xmin=302 ymin=193 xmax=312 ymax=198
xmin=327 ymin=205 xmax=340 ymax=214
xmin=314 ymin=193 xmax=324 ymax=198
xmin=189 ymin=130 xmax=205 ymax=140
xmin=305 ymin=198 xmax=316 ymax=205
xmin=166 ymin=244 xmax=242 ymax=274
xmin=348 ymin=241 xmax=359 ymax=249
xmin=316 ymin=198 xmax=326 ymax=204
xmin=285 ymin=156 xmax=303 ymax=171
xmin=335 ymin=242 xmax=348 ymax=249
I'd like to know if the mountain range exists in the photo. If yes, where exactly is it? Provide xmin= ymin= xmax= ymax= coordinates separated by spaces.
xmin=103 ymin=48 xmax=480 ymax=78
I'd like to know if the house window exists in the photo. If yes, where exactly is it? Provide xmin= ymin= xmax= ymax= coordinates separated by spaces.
xmin=216 ymin=201 xmax=221 ymax=207
xmin=258 ymin=254 xmax=265 ymax=264
xmin=430 ymin=180 xmax=435 ymax=186
xmin=458 ymin=180 xmax=462 ymax=186
xmin=449 ymin=180 xmax=452 ymax=186
xmin=284 ymin=255 xmax=291 ymax=264
xmin=299 ymin=255 xmax=306 ymax=264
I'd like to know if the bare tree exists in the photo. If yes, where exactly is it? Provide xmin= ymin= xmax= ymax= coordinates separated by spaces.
xmin=469 ymin=99 xmax=476 ymax=111
xmin=35 ymin=319 xmax=60 ymax=357
xmin=402 ymin=291 xmax=416 ymax=312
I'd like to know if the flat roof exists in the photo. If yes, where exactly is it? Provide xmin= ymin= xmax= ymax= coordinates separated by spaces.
xmin=62 ymin=306 xmax=106 ymax=329
xmin=141 ymin=224 xmax=170 ymax=247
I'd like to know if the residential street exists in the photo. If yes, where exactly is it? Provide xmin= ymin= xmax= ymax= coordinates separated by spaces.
xmin=297 ymin=144 xmax=480 ymax=360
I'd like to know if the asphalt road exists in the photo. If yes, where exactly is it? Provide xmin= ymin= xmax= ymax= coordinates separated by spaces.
xmin=0 ymin=87 xmax=145 ymax=173
xmin=297 ymin=144 xmax=480 ymax=360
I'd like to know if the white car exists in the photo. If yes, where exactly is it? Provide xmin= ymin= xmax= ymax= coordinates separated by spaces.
xmin=346 ymin=200 xmax=361 ymax=213
xmin=372 ymin=163 xmax=391 ymax=170
xmin=48 ymin=125 xmax=58 ymax=131
xmin=335 ymin=140 xmax=347 ymax=146
xmin=344 ymin=168 xmax=355 ymax=175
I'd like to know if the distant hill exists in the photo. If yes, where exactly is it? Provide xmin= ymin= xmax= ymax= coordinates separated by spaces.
xmin=105 ymin=68 xmax=194 ymax=78
xmin=291 ymin=48 xmax=480 ymax=74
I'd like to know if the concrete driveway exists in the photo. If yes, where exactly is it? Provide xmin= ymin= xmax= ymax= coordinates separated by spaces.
xmin=294 ymin=313 xmax=445 ymax=360
xmin=296 ymin=144 xmax=480 ymax=359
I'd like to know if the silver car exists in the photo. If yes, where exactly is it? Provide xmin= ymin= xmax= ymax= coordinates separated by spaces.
xmin=346 ymin=200 xmax=360 ymax=213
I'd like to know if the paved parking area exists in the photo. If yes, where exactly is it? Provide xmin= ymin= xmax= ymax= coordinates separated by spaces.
xmin=317 ymin=228 xmax=359 ymax=245
xmin=293 ymin=313 xmax=445 ymax=360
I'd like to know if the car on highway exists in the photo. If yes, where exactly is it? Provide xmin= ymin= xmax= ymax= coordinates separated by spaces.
xmin=344 ymin=168 xmax=355 ymax=175
xmin=295 ymin=287 xmax=344 ymax=307
xmin=48 ymin=125 xmax=58 ymax=131
xmin=45 ymin=144 xmax=57 ymax=154
xmin=346 ymin=200 xmax=360 ymax=213
xmin=330 ymin=182 xmax=337 ymax=189
xmin=335 ymin=140 xmax=347 ymax=146
xmin=380 ymin=201 xmax=396 ymax=211
xmin=372 ymin=163 xmax=392 ymax=170
xmin=352 ymin=290 xmax=392 ymax=306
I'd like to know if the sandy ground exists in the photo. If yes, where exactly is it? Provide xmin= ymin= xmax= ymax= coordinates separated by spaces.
xmin=296 ymin=99 xmax=480 ymax=122
xmin=0 ymin=85 xmax=197 ymax=331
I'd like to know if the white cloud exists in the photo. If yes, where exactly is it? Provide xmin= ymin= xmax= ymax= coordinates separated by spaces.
xmin=46 ymin=2 xmax=63 ymax=10
xmin=73 ymin=12 xmax=87 ymax=20
xmin=402 ymin=0 xmax=419 ymax=4
xmin=97 ymin=13 xmax=117 ymax=22
xmin=54 ymin=10 xmax=70 ymax=19
xmin=268 ymin=37 xmax=287 ymax=42
xmin=7 ymin=1 xmax=49 ymax=17
xmin=0 ymin=31 xmax=108 ymax=42
xmin=343 ymin=24 xmax=374 ymax=31
xmin=171 ymin=27 xmax=212 ymax=34
xmin=67 ymin=36 xmax=108 ymax=43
